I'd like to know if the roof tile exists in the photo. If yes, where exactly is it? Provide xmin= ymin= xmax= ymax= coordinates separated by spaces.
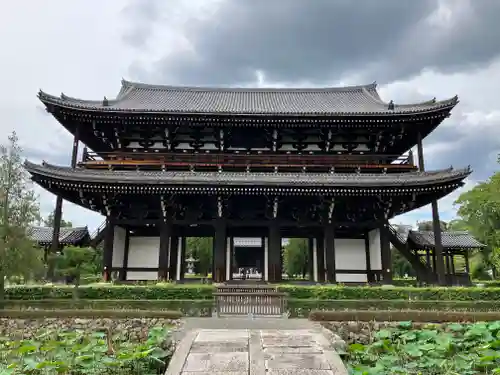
xmin=24 ymin=161 xmax=471 ymax=188
xmin=28 ymin=226 xmax=90 ymax=245
xmin=38 ymin=80 xmax=458 ymax=116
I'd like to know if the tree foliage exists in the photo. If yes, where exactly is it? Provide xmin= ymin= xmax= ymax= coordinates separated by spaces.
xmin=0 ymin=132 xmax=42 ymax=298
xmin=455 ymin=155 xmax=500 ymax=275
xmin=43 ymin=212 xmax=73 ymax=228
xmin=416 ymin=220 xmax=449 ymax=231
xmin=53 ymin=246 xmax=97 ymax=289
xmin=186 ymin=237 xmax=212 ymax=276
xmin=283 ymin=238 xmax=308 ymax=278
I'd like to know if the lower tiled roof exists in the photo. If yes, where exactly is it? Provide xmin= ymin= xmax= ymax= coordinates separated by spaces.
xmin=24 ymin=161 xmax=471 ymax=188
xmin=28 ymin=226 xmax=90 ymax=245
xmin=409 ymin=230 xmax=485 ymax=249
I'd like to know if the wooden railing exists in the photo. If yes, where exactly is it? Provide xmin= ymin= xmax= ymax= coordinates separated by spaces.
xmin=214 ymin=291 xmax=288 ymax=317
xmin=80 ymin=151 xmax=415 ymax=170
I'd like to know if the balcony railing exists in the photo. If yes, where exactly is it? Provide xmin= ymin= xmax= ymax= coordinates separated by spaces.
xmin=79 ymin=151 xmax=416 ymax=172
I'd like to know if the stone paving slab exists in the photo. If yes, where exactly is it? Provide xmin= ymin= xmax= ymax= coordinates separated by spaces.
xmin=166 ymin=325 xmax=347 ymax=375
xmin=183 ymin=352 xmax=249 ymax=372
xmin=265 ymin=353 xmax=331 ymax=370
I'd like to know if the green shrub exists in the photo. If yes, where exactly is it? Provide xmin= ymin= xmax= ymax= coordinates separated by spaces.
xmin=309 ymin=310 xmax=500 ymax=322
xmin=0 ymin=309 xmax=183 ymax=319
xmin=5 ymin=284 xmax=214 ymax=300
xmin=277 ymin=285 xmax=500 ymax=301
xmin=0 ymin=299 xmax=213 ymax=317
xmin=287 ymin=299 xmax=500 ymax=317
xmin=8 ymin=283 xmax=500 ymax=302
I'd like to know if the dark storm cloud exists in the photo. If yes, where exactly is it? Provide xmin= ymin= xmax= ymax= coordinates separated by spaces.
xmin=124 ymin=0 xmax=500 ymax=86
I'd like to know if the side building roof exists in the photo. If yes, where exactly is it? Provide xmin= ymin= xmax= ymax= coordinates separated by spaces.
xmin=28 ymin=226 xmax=90 ymax=246
xmin=38 ymin=79 xmax=458 ymax=116
xmin=24 ymin=161 xmax=471 ymax=192
xmin=409 ymin=230 xmax=485 ymax=250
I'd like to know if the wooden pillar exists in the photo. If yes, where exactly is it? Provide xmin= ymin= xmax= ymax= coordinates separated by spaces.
xmin=226 ymin=236 xmax=233 ymax=281
xmin=168 ymin=236 xmax=179 ymax=281
xmin=179 ymin=237 xmax=187 ymax=281
xmin=70 ymin=124 xmax=81 ymax=168
xmin=324 ymin=224 xmax=336 ymax=283
xmin=263 ymin=236 xmax=268 ymax=281
xmin=426 ymin=249 xmax=431 ymax=269
xmin=213 ymin=220 xmax=227 ymax=283
xmin=316 ymin=235 xmax=325 ymax=283
xmin=119 ymin=228 xmax=130 ymax=281
xmin=379 ymin=223 xmax=393 ymax=284
xmin=417 ymin=131 xmax=445 ymax=285
xmin=308 ymin=237 xmax=314 ymax=281
xmin=268 ymin=223 xmax=282 ymax=283
xmin=49 ymin=124 xmax=80 ymax=265
xmin=431 ymin=202 xmax=446 ymax=285
xmin=158 ymin=220 xmax=172 ymax=280
xmin=364 ymin=231 xmax=373 ymax=282
xmin=102 ymin=218 xmax=114 ymax=282
xmin=464 ymin=251 xmax=470 ymax=274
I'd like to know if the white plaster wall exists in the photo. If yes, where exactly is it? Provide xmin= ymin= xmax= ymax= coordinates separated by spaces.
xmin=334 ymin=239 xmax=367 ymax=283
xmin=335 ymin=239 xmax=366 ymax=270
xmin=127 ymin=236 xmax=160 ymax=280
xmin=336 ymin=273 xmax=368 ymax=283
xmin=112 ymin=226 xmax=126 ymax=267
xmin=368 ymin=229 xmax=382 ymax=270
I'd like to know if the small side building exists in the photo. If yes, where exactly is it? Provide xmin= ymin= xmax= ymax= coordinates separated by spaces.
xmin=393 ymin=228 xmax=484 ymax=285
xmin=28 ymin=226 xmax=91 ymax=252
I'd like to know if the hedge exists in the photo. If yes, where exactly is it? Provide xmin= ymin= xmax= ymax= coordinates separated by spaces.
xmin=5 ymin=284 xmax=214 ymax=300
xmin=3 ymin=299 xmax=500 ymax=318
xmin=0 ymin=299 xmax=213 ymax=317
xmin=0 ymin=309 xmax=183 ymax=319
xmin=276 ymin=285 xmax=500 ymax=301
xmin=7 ymin=284 xmax=500 ymax=301
xmin=287 ymin=299 xmax=500 ymax=317
xmin=309 ymin=310 xmax=500 ymax=322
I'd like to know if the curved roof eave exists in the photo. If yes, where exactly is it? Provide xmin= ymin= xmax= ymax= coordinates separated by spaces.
xmin=24 ymin=160 xmax=472 ymax=188
xmin=37 ymin=80 xmax=459 ymax=117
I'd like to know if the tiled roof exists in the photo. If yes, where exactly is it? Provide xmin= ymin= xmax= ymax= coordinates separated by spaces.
xmin=37 ymin=79 xmax=458 ymax=116
xmin=24 ymin=161 xmax=471 ymax=188
xmin=409 ymin=230 xmax=485 ymax=249
xmin=28 ymin=226 xmax=90 ymax=245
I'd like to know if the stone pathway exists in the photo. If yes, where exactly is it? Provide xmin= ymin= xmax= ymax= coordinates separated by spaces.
xmin=166 ymin=326 xmax=348 ymax=375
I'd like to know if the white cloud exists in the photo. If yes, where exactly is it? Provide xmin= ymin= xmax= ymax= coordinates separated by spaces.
xmin=392 ymin=178 xmax=477 ymax=227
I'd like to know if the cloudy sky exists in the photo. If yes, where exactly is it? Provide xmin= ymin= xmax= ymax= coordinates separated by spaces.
xmin=1 ymin=0 xmax=499 ymax=232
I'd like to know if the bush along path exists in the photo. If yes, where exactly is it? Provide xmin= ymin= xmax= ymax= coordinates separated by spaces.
xmin=7 ymin=283 xmax=500 ymax=301
xmin=343 ymin=320 xmax=500 ymax=375
xmin=1 ymin=326 xmax=174 ymax=374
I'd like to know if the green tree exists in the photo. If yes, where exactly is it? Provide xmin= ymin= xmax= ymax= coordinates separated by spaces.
xmin=53 ymin=246 xmax=96 ymax=298
xmin=283 ymin=238 xmax=308 ymax=278
xmin=186 ymin=237 xmax=212 ymax=276
xmin=43 ymin=212 xmax=73 ymax=228
xmin=0 ymin=132 xmax=42 ymax=300
xmin=417 ymin=220 xmax=449 ymax=231
xmin=455 ymin=156 xmax=500 ymax=276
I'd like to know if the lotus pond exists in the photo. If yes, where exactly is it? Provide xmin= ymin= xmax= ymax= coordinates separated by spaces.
xmin=346 ymin=321 xmax=500 ymax=374
xmin=0 ymin=327 xmax=173 ymax=374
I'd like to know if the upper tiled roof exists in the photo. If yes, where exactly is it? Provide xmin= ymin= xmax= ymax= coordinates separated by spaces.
xmin=409 ymin=230 xmax=485 ymax=249
xmin=37 ymin=79 xmax=458 ymax=116
xmin=24 ymin=161 xmax=471 ymax=188
xmin=28 ymin=226 xmax=90 ymax=245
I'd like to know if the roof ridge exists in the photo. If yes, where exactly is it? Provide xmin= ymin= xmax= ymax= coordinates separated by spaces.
xmin=120 ymin=78 xmax=377 ymax=93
